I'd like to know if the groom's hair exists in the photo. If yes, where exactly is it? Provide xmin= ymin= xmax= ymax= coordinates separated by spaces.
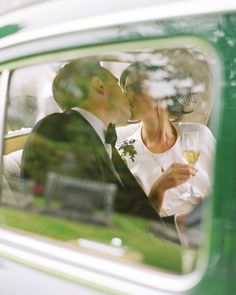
xmin=53 ymin=58 xmax=110 ymax=110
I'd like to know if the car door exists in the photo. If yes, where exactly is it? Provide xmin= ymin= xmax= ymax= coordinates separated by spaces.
xmin=0 ymin=1 xmax=236 ymax=295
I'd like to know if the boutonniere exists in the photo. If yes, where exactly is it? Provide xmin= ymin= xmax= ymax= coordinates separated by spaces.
xmin=117 ymin=139 xmax=137 ymax=163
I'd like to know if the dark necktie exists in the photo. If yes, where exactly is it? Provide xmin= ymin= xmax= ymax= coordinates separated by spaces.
xmin=105 ymin=123 xmax=117 ymax=147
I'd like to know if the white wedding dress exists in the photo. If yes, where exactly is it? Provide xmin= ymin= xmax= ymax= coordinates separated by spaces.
xmin=117 ymin=122 xmax=215 ymax=217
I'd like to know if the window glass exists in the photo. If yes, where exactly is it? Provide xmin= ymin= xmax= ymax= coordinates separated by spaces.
xmin=0 ymin=47 xmax=216 ymax=274
xmin=7 ymin=64 xmax=60 ymax=133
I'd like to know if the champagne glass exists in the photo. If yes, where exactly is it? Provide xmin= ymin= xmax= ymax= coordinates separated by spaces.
xmin=182 ymin=131 xmax=201 ymax=199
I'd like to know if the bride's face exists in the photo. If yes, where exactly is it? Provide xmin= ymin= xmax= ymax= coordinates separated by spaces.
xmin=124 ymin=73 xmax=158 ymax=121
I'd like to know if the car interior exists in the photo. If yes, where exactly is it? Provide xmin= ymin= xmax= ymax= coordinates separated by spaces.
xmin=1 ymin=43 xmax=218 ymax=275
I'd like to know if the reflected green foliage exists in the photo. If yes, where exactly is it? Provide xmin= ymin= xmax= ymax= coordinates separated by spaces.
xmin=0 ymin=207 xmax=182 ymax=272
xmin=8 ymin=94 xmax=38 ymax=131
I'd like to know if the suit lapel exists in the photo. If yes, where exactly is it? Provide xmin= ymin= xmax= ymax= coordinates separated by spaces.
xmin=112 ymin=146 xmax=140 ymax=188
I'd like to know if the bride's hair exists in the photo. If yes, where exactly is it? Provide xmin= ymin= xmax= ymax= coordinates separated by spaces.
xmin=120 ymin=61 xmax=195 ymax=122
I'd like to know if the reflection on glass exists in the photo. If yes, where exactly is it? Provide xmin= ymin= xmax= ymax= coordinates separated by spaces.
xmin=0 ymin=49 xmax=215 ymax=275
xmin=44 ymin=172 xmax=117 ymax=225
xmin=7 ymin=64 xmax=60 ymax=132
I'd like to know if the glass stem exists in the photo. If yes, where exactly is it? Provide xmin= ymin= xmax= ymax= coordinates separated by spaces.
xmin=189 ymin=174 xmax=194 ymax=197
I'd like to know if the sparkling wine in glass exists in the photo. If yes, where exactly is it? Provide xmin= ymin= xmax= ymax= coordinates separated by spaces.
xmin=182 ymin=131 xmax=201 ymax=198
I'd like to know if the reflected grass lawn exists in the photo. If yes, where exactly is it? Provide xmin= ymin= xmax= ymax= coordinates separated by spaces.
xmin=0 ymin=206 xmax=182 ymax=273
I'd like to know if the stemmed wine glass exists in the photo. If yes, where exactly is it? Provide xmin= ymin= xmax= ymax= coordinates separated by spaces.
xmin=182 ymin=131 xmax=201 ymax=199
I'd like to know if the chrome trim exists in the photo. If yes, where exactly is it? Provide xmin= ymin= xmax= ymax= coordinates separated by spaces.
xmin=0 ymin=228 xmax=200 ymax=294
xmin=0 ymin=0 xmax=235 ymax=51
xmin=0 ymin=70 xmax=10 ymax=191
xmin=5 ymin=128 xmax=32 ymax=139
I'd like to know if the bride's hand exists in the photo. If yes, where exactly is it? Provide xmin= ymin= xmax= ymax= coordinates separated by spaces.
xmin=149 ymin=163 xmax=197 ymax=212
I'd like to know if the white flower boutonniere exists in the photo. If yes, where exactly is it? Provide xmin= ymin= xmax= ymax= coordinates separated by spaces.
xmin=118 ymin=139 xmax=137 ymax=163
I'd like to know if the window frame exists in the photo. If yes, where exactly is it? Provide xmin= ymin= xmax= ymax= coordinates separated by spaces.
xmin=0 ymin=35 xmax=222 ymax=294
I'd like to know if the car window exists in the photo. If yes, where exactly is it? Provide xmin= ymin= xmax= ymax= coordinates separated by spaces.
xmin=0 ymin=44 xmax=218 ymax=276
xmin=7 ymin=64 xmax=60 ymax=132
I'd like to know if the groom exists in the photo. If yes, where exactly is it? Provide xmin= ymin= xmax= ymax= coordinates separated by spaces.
xmin=21 ymin=58 xmax=160 ymax=220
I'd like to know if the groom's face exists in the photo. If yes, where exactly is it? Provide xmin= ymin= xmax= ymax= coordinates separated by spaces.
xmin=104 ymin=70 xmax=131 ymax=125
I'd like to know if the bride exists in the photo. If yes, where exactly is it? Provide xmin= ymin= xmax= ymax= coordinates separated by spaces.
xmin=117 ymin=62 xmax=215 ymax=217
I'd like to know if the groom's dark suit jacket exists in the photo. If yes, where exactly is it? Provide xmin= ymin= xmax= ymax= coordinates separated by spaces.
xmin=21 ymin=110 xmax=161 ymax=220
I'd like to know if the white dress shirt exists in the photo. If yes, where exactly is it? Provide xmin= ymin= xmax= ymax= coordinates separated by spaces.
xmin=72 ymin=107 xmax=112 ymax=158
xmin=117 ymin=122 xmax=215 ymax=217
